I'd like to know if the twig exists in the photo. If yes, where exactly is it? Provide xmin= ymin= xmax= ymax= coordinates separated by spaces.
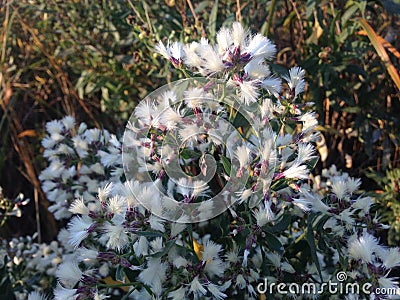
xmin=288 ymin=0 xmax=305 ymax=41
xmin=186 ymin=0 xmax=199 ymax=25
xmin=34 ymin=187 xmax=42 ymax=243
xmin=236 ymin=0 xmax=242 ymax=23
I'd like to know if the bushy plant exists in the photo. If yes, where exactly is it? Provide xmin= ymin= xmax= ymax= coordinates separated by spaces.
xmin=4 ymin=22 xmax=394 ymax=300
xmin=367 ymin=167 xmax=400 ymax=246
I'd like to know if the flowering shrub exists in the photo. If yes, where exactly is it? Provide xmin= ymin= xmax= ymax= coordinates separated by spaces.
xmin=2 ymin=22 xmax=399 ymax=300
xmin=0 ymin=234 xmax=65 ymax=300
xmin=0 ymin=187 xmax=29 ymax=227
xmin=39 ymin=116 xmax=123 ymax=220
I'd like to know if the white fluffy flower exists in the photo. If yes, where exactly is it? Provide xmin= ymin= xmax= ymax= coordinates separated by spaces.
xmin=382 ymin=247 xmax=400 ymax=269
xmin=232 ymin=22 xmax=246 ymax=47
xmin=139 ymin=258 xmax=168 ymax=296
xmin=235 ymin=145 xmax=251 ymax=169
xmin=331 ymin=178 xmax=348 ymax=200
xmin=98 ymin=182 xmax=113 ymax=203
xmin=184 ymin=87 xmax=206 ymax=109
xmin=208 ymin=283 xmax=227 ymax=299
xmin=69 ymin=197 xmax=89 ymax=215
xmin=292 ymin=197 xmax=312 ymax=212
xmin=67 ymin=216 xmax=94 ymax=248
xmin=253 ymin=201 xmax=275 ymax=226
xmin=199 ymin=44 xmax=226 ymax=74
xmin=238 ymin=79 xmax=260 ymax=105
xmin=55 ymin=260 xmax=82 ymax=287
xmin=46 ymin=120 xmax=63 ymax=135
xmin=53 ymin=283 xmax=77 ymax=300
xmin=168 ymin=286 xmax=187 ymax=300
xmin=348 ymin=233 xmax=379 ymax=263
xmin=261 ymin=76 xmax=282 ymax=96
xmin=346 ymin=177 xmax=361 ymax=194
xmin=296 ymin=143 xmax=316 ymax=163
xmin=102 ymin=219 xmax=129 ymax=252
xmin=299 ymin=112 xmax=318 ymax=133
xmin=351 ymin=196 xmax=373 ymax=213
xmin=155 ymin=40 xmax=184 ymax=64
xmin=299 ymin=189 xmax=330 ymax=213
xmin=133 ymin=236 xmax=149 ymax=257
xmin=245 ymin=33 xmax=276 ymax=60
xmin=154 ymin=40 xmax=170 ymax=59
xmin=72 ymin=136 xmax=88 ymax=158
xmin=378 ymin=275 xmax=399 ymax=292
xmin=203 ymin=241 xmax=225 ymax=277
xmin=242 ymin=249 xmax=250 ymax=267
xmin=189 ymin=276 xmax=207 ymax=298
xmin=107 ymin=195 xmax=127 ymax=215
xmin=93 ymin=290 xmax=110 ymax=300
xmin=134 ymin=99 xmax=158 ymax=127
xmin=282 ymin=162 xmax=309 ymax=179
xmin=244 ymin=59 xmax=271 ymax=79
xmin=283 ymin=67 xmax=305 ymax=98
xmin=216 ymin=26 xmax=232 ymax=53
xmin=183 ymin=42 xmax=203 ymax=68
xmin=27 ymin=291 xmax=47 ymax=300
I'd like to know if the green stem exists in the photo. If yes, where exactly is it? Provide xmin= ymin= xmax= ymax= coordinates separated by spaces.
xmin=97 ymin=282 xmax=137 ymax=288
xmin=261 ymin=0 xmax=277 ymax=37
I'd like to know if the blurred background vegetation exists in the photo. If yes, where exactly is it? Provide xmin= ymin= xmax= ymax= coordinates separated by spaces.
xmin=0 ymin=0 xmax=399 ymax=244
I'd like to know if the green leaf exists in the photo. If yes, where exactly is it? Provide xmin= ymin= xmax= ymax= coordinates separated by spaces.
xmin=306 ymin=0 xmax=316 ymax=19
xmin=132 ymin=231 xmax=164 ymax=237
xmin=152 ymin=240 xmax=175 ymax=258
xmin=115 ymin=265 xmax=126 ymax=282
xmin=306 ymin=213 xmax=323 ymax=281
xmin=264 ymin=231 xmax=284 ymax=253
xmin=305 ymin=156 xmax=319 ymax=171
xmin=270 ymin=178 xmax=288 ymax=191
xmin=180 ymin=149 xmax=201 ymax=159
xmin=208 ymin=0 xmax=219 ymax=41
xmin=232 ymin=111 xmax=249 ymax=128
xmin=341 ymin=4 xmax=359 ymax=27
xmin=220 ymin=155 xmax=231 ymax=175
xmin=267 ymin=214 xmax=291 ymax=233
xmin=194 ymin=1 xmax=209 ymax=13
xmin=342 ymin=106 xmax=361 ymax=113
xmin=0 ymin=258 xmax=16 ymax=300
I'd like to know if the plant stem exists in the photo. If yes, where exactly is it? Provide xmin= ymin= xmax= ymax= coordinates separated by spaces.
xmin=261 ymin=0 xmax=277 ymax=37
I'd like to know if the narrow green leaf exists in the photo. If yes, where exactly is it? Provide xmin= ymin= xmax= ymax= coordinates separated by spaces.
xmin=180 ymin=149 xmax=201 ymax=159
xmin=306 ymin=213 xmax=323 ymax=281
xmin=264 ymin=231 xmax=284 ymax=253
xmin=115 ymin=265 xmax=126 ymax=282
xmin=132 ymin=231 xmax=164 ymax=237
xmin=0 ymin=258 xmax=16 ymax=300
xmin=267 ymin=214 xmax=291 ymax=233
xmin=270 ymin=178 xmax=288 ymax=191
xmin=341 ymin=4 xmax=359 ymax=27
xmin=208 ymin=0 xmax=219 ymax=41
xmin=152 ymin=240 xmax=175 ymax=258
xmin=220 ymin=155 xmax=231 ymax=175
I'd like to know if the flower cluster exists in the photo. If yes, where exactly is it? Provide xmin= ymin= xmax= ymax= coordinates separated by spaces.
xmin=50 ymin=22 xmax=399 ymax=299
xmin=39 ymin=116 xmax=123 ymax=219
xmin=0 ymin=234 xmax=66 ymax=300
xmin=0 ymin=186 xmax=29 ymax=226
xmin=3 ymin=22 xmax=399 ymax=300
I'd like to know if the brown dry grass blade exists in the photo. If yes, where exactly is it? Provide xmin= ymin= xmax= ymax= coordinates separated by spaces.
xmin=357 ymin=30 xmax=400 ymax=59
xmin=357 ymin=18 xmax=400 ymax=93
